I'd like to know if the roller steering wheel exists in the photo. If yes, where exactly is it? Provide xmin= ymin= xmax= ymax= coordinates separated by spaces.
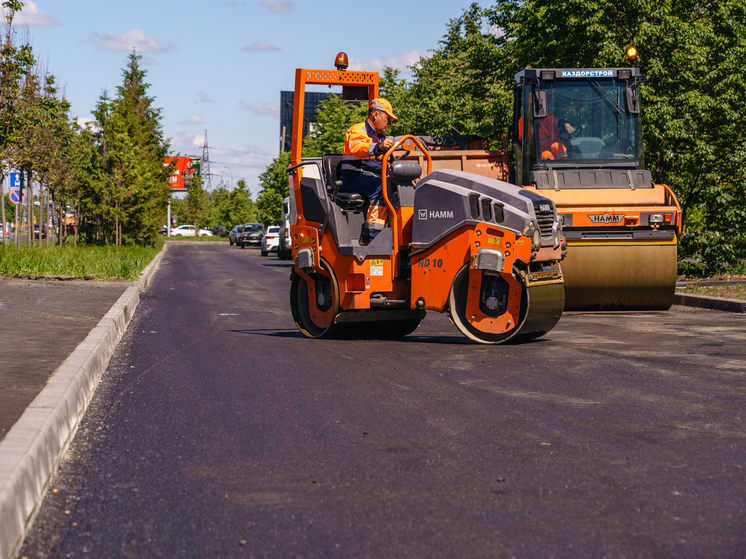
xmin=387 ymin=136 xmax=417 ymax=163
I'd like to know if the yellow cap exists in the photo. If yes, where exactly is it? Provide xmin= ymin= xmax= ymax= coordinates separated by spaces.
xmin=370 ymin=98 xmax=398 ymax=121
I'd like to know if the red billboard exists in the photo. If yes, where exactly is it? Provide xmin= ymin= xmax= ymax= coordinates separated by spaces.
xmin=165 ymin=157 xmax=199 ymax=190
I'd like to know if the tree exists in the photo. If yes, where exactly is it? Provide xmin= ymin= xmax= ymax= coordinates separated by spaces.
xmin=488 ymin=0 xmax=746 ymax=271
xmin=256 ymin=151 xmax=291 ymax=226
xmin=93 ymin=52 xmax=171 ymax=246
xmin=182 ymin=175 xmax=209 ymax=235
xmin=215 ymin=179 xmax=257 ymax=226
xmin=396 ymin=5 xmax=512 ymax=148
xmin=0 ymin=0 xmax=34 ymax=245
xmin=302 ymin=94 xmax=367 ymax=157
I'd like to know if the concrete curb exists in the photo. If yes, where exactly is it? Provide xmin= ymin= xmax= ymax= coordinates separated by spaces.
xmin=673 ymin=292 xmax=746 ymax=314
xmin=0 ymin=243 xmax=169 ymax=559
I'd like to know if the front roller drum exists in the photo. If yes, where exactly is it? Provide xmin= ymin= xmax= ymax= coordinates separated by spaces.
xmin=448 ymin=264 xmax=565 ymax=344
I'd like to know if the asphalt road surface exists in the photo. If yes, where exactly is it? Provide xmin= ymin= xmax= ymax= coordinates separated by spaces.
xmin=20 ymin=243 xmax=746 ymax=558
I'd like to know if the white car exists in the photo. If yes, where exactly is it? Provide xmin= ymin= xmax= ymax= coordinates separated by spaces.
xmin=261 ymin=225 xmax=280 ymax=256
xmin=171 ymin=224 xmax=213 ymax=237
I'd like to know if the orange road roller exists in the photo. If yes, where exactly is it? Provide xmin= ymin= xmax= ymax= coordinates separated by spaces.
xmin=512 ymin=66 xmax=682 ymax=310
xmin=286 ymin=60 xmax=565 ymax=343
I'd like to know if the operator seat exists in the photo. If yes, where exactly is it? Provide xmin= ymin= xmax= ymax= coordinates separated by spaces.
xmin=322 ymin=154 xmax=366 ymax=210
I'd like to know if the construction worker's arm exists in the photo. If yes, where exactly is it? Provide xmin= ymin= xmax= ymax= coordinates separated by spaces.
xmin=557 ymin=119 xmax=575 ymax=135
xmin=345 ymin=124 xmax=394 ymax=159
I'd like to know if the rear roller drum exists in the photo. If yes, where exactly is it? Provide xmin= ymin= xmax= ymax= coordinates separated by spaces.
xmin=290 ymin=258 xmax=341 ymax=338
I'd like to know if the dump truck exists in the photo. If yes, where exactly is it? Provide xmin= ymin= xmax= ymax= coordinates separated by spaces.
xmin=286 ymin=54 xmax=565 ymax=344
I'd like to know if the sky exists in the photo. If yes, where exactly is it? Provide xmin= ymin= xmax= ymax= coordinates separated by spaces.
xmin=7 ymin=0 xmax=484 ymax=197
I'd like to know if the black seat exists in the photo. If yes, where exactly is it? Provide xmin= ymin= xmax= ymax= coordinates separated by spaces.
xmin=322 ymin=154 xmax=366 ymax=209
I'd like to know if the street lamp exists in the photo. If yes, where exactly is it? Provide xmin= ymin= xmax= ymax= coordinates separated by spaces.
xmin=223 ymin=165 xmax=233 ymax=189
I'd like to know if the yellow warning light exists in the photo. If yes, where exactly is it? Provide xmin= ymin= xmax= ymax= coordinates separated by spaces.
xmin=626 ymin=47 xmax=638 ymax=61
xmin=334 ymin=52 xmax=349 ymax=70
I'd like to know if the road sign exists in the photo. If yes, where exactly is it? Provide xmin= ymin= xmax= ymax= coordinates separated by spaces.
xmin=9 ymin=171 xmax=20 ymax=189
xmin=9 ymin=188 xmax=23 ymax=204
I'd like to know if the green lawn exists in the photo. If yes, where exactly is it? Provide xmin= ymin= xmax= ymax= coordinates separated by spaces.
xmin=0 ymin=242 xmax=164 ymax=281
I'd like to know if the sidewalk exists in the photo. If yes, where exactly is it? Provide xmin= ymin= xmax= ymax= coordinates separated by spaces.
xmin=0 ymin=280 xmax=129 ymax=441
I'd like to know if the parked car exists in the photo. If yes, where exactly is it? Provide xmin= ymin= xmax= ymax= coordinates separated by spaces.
xmin=261 ymin=225 xmax=281 ymax=256
xmin=171 ymin=224 xmax=213 ymax=237
xmin=238 ymin=223 xmax=264 ymax=248
xmin=33 ymin=224 xmax=47 ymax=239
xmin=229 ymin=224 xmax=243 ymax=246
xmin=212 ymin=224 xmax=227 ymax=236
xmin=277 ymin=196 xmax=292 ymax=260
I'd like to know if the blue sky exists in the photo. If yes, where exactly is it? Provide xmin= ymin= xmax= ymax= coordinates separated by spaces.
xmin=9 ymin=0 xmax=483 ymax=196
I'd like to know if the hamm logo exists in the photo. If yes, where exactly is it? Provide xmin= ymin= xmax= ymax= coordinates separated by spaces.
xmin=588 ymin=213 xmax=625 ymax=224
xmin=418 ymin=209 xmax=454 ymax=219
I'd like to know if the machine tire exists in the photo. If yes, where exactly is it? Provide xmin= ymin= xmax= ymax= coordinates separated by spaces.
xmin=261 ymin=248 xmax=267 ymax=257
xmin=290 ymin=259 xmax=342 ymax=339
xmin=230 ymin=239 xmax=234 ymax=246
xmin=240 ymin=242 xmax=245 ymax=249
xmin=447 ymin=264 xmax=526 ymax=345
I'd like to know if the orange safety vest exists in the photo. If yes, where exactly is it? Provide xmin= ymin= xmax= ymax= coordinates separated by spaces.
xmin=518 ymin=114 xmax=568 ymax=160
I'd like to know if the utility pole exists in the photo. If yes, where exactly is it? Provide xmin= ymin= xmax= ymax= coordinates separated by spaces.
xmin=202 ymin=130 xmax=212 ymax=192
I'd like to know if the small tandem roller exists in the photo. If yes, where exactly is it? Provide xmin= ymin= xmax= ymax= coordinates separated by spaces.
xmin=287 ymin=58 xmax=565 ymax=344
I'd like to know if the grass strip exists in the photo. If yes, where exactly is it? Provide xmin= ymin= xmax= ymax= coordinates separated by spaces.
xmin=676 ymin=284 xmax=746 ymax=301
xmin=0 ymin=242 xmax=163 ymax=281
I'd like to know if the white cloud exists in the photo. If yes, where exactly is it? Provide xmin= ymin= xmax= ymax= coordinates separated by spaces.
xmin=89 ymin=29 xmax=176 ymax=54
xmin=179 ymin=114 xmax=204 ymax=125
xmin=4 ymin=0 xmax=58 ymax=26
xmin=239 ymin=100 xmax=280 ymax=118
xmin=349 ymin=49 xmax=427 ymax=75
xmin=259 ymin=0 xmax=294 ymax=13
xmin=242 ymin=42 xmax=280 ymax=53
xmin=76 ymin=117 xmax=100 ymax=132
xmin=196 ymin=91 xmax=213 ymax=103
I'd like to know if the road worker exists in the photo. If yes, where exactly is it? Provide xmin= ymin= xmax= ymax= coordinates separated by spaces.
xmin=339 ymin=98 xmax=398 ymax=245
xmin=519 ymin=93 xmax=575 ymax=160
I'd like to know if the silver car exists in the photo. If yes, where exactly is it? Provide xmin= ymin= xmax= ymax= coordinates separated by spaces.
xmin=229 ymin=225 xmax=243 ymax=246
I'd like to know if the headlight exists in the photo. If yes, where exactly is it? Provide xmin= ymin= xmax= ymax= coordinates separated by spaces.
xmin=553 ymin=221 xmax=562 ymax=249
xmin=649 ymin=213 xmax=664 ymax=224
xmin=532 ymin=229 xmax=541 ymax=248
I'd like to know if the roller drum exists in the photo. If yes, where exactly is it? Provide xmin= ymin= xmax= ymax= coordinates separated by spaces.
xmin=562 ymin=242 xmax=677 ymax=311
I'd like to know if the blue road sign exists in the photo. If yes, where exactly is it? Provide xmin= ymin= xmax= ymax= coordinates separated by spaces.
xmin=9 ymin=187 xmax=23 ymax=204
xmin=9 ymin=171 xmax=20 ymax=189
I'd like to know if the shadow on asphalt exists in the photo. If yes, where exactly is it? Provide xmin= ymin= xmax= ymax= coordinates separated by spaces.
xmin=227 ymin=328 xmax=489 ymax=345
xmin=228 ymin=328 xmax=306 ymax=338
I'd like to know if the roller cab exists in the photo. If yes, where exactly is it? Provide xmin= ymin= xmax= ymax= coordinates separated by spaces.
xmin=513 ymin=68 xmax=682 ymax=310
xmin=287 ymin=56 xmax=566 ymax=343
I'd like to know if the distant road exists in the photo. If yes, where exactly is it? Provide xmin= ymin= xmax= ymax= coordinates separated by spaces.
xmin=20 ymin=243 xmax=746 ymax=558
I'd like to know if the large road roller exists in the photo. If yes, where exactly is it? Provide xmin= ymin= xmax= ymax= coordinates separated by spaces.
xmin=287 ymin=59 xmax=565 ymax=343
xmin=512 ymin=66 xmax=682 ymax=310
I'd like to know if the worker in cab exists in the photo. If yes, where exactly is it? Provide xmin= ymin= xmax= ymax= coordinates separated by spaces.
xmin=340 ymin=98 xmax=397 ymax=245
xmin=518 ymin=93 xmax=575 ymax=160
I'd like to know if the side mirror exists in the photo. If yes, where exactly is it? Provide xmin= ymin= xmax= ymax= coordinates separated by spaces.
xmin=626 ymin=84 xmax=640 ymax=114
xmin=389 ymin=160 xmax=422 ymax=183
xmin=533 ymin=89 xmax=548 ymax=118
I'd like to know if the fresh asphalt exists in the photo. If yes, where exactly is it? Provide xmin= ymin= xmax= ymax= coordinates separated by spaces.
xmin=18 ymin=243 xmax=746 ymax=558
